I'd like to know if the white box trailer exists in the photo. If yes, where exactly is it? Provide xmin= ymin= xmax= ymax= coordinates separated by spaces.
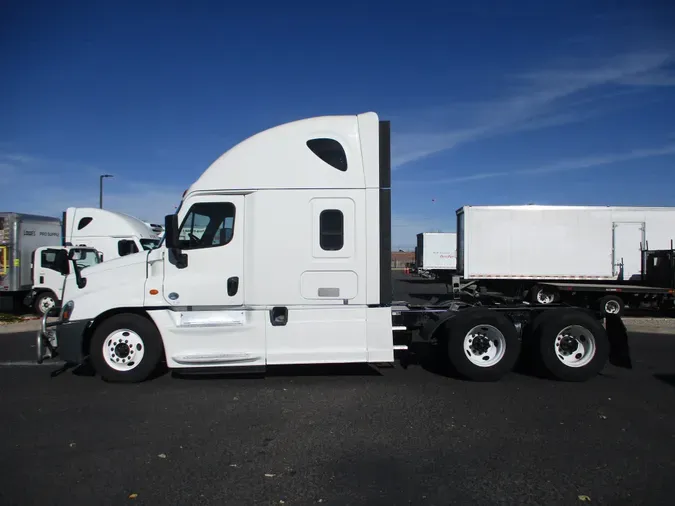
xmin=0 ymin=213 xmax=61 ymax=311
xmin=457 ymin=205 xmax=675 ymax=281
xmin=456 ymin=205 xmax=675 ymax=314
xmin=415 ymin=232 xmax=457 ymax=271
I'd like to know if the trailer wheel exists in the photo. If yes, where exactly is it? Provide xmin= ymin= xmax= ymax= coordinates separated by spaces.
xmin=34 ymin=291 xmax=58 ymax=316
xmin=535 ymin=309 xmax=609 ymax=381
xmin=598 ymin=295 xmax=625 ymax=316
xmin=443 ymin=310 xmax=521 ymax=381
xmin=90 ymin=313 xmax=164 ymax=383
xmin=531 ymin=285 xmax=557 ymax=305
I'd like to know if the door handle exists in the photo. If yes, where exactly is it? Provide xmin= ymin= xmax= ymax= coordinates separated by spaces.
xmin=227 ymin=276 xmax=239 ymax=296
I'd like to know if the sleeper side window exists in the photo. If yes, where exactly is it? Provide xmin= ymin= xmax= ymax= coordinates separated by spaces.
xmin=320 ymin=210 xmax=344 ymax=251
xmin=307 ymin=139 xmax=347 ymax=172
xmin=77 ymin=217 xmax=93 ymax=230
xmin=178 ymin=202 xmax=236 ymax=251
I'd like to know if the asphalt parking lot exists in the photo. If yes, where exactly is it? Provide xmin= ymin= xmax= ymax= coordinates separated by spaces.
xmin=1 ymin=277 xmax=675 ymax=505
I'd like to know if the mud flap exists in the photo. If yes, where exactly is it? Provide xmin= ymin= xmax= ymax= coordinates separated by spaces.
xmin=605 ymin=314 xmax=632 ymax=369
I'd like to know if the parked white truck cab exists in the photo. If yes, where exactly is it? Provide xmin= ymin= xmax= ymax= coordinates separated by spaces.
xmin=64 ymin=207 xmax=161 ymax=260
xmin=38 ymin=113 xmax=632 ymax=384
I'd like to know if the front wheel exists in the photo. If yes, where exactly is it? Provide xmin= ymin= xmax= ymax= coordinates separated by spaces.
xmin=34 ymin=291 xmax=58 ymax=316
xmin=443 ymin=309 xmax=521 ymax=381
xmin=90 ymin=313 xmax=164 ymax=383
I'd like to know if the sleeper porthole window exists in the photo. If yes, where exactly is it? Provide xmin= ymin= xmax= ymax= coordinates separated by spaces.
xmin=306 ymin=138 xmax=347 ymax=172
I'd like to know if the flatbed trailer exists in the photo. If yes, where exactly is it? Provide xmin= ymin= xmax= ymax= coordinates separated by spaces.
xmin=35 ymin=112 xmax=633 ymax=384
xmin=532 ymin=247 xmax=675 ymax=315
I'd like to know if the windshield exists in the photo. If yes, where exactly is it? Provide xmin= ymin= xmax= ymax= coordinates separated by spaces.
xmin=72 ymin=249 xmax=101 ymax=270
xmin=140 ymin=239 xmax=160 ymax=250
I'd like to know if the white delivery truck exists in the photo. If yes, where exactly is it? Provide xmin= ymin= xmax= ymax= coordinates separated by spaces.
xmin=0 ymin=213 xmax=62 ymax=312
xmin=29 ymin=246 xmax=102 ymax=315
xmin=25 ymin=207 xmax=162 ymax=315
xmin=455 ymin=205 xmax=675 ymax=315
xmin=415 ymin=232 xmax=457 ymax=277
xmin=36 ymin=112 xmax=634 ymax=384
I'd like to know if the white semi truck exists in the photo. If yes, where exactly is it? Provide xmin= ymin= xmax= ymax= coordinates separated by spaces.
xmin=36 ymin=112 xmax=633 ymax=384
xmin=63 ymin=207 xmax=161 ymax=259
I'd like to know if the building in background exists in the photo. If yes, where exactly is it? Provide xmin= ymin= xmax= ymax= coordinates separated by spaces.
xmin=391 ymin=251 xmax=415 ymax=269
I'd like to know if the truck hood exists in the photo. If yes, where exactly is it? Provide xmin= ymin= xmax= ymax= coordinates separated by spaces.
xmin=80 ymin=251 xmax=149 ymax=276
xmin=63 ymin=252 xmax=150 ymax=319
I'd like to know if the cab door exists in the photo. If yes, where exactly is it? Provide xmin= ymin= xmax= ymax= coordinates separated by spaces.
xmin=36 ymin=248 xmax=67 ymax=298
xmin=162 ymin=195 xmax=244 ymax=307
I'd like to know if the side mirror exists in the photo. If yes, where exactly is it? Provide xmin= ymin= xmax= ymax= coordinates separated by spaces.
xmin=54 ymin=250 xmax=69 ymax=275
xmin=164 ymin=214 xmax=180 ymax=249
xmin=164 ymin=213 xmax=188 ymax=269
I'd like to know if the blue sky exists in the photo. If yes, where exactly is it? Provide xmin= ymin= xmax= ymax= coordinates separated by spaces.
xmin=1 ymin=1 xmax=674 ymax=248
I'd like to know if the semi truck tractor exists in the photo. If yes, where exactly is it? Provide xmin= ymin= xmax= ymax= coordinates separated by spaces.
xmin=36 ymin=112 xmax=631 ymax=384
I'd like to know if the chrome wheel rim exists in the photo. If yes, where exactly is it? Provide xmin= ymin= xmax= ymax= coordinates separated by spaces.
xmin=463 ymin=325 xmax=507 ymax=367
xmin=554 ymin=325 xmax=596 ymax=368
xmin=103 ymin=329 xmax=145 ymax=371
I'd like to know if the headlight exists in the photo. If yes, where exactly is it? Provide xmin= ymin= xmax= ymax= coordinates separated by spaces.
xmin=61 ymin=301 xmax=75 ymax=322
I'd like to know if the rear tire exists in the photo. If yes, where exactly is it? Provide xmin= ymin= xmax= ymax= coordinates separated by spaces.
xmin=90 ymin=313 xmax=164 ymax=383
xmin=598 ymin=295 xmax=625 ymax=316
xmin=443 ymin=309 xmax=521 ymax=381
xmin=34 ymin=291 xmax=58 ymax=316
xmin=534 ymin=309 xmax=609 ymax=381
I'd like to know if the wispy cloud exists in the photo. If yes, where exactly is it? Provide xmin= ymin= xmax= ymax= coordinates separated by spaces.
xmin=392 ymin=51 xmax=675 ymax=169
xmin=399 ymin=142 xmax=675 ymax=185
xmin=1 ymin=152 xmax=183 ymax=221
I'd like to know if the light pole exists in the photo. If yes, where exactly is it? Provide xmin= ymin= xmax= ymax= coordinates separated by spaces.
xmin=99 ymin=174 xmax=113 ymax=209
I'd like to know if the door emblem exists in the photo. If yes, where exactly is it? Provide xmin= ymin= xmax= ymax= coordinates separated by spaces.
xmin=168 ymin=292 xmax=179 ymax=300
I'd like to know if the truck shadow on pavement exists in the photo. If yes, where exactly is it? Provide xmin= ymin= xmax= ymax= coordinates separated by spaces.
xmin=402 ymin=341 xmax=551 ymax=381
xmin=172 ymin=363 xmax=383 ymax=381
xmin=654 ymin=374 xmax=675 ymax=389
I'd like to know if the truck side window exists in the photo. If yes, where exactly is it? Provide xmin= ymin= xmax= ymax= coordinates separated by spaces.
xmin=118 ymin=240 xmax=139 ymax=256
xmin=41 ymin=250 xmax=59 ymax=271
xmin=77 ymin=217 xmax=93 ymax=230
xmin=178 ymin=202 xmax=235 ymax=250
xmin=320 ymin=210 xmax=344 ymax=251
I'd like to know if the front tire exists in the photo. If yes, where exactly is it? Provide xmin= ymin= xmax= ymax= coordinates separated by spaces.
xmin=90 ymin=313 xmax=163 ymax=383
xmin=534 ymin=309 xmax=609 ymax=381
xmin=34 ymin=291 xmax=58 ymax=316
xmin=443 ymin=309 xmax=521 ymax=381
